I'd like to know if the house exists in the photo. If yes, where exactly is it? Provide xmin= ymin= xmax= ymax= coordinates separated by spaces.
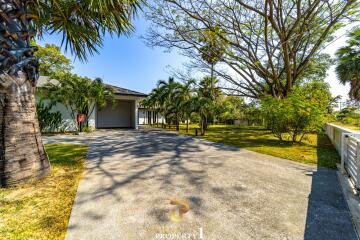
xmin=138 ymin=104 xmax=165 ymax=125
xmin=36 ymin=76 xmax=147 ymax=131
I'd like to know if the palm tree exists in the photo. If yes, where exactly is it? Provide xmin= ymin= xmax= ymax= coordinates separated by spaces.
xmin=195 ymin=76 xmax=222 ymax=133
xmin=335 ymin=27 xmax=360 ymax=101
xmin=176 ymin=80 xmax=195 ymax=132
xmin=0 ymin=0 xmax=142 ymax=186
xmin=157 ymin=77 xmax=182 ymax=129
xmin=141 ymin=87 xmax=163 ymax=126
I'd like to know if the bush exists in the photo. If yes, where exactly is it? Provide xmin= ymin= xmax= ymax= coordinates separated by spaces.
xmin=36 ymin=100 xmax=62 ymax=133
xmin=336 ymin=106 xmax=360 ymax=126
xmin=261 ymin=82 xmax=330 ymax=142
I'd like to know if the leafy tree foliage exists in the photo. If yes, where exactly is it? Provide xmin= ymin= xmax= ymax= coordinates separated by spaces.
xmin=261 ymin=81 xmax=332 ymax=142
xmin=34 ymin=43 xmax=72 ymax=76
xmin=192 ymin=77 xmax=222 ymax=135
xmin=218 ymin=96 xmax=245 ymax=124
xmin=39 ymin=73 xmax=114 ymax=132
xmin=146 ymin=0 xmax=359 ymax=98
xmin=199 ymin=27 xmax=227 ymax=78
xmin=336 ymin=27 xmax=360 ymax=101
xmin=36 ymin=99 xmax=62 ymax=133
xmin=336 ymin=106 xmax=360 ymax=126
xmin=143 ymin=76 xmax=222 ymax=135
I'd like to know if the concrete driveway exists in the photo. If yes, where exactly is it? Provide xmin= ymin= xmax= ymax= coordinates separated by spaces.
xmin=43 ymin=128 xmax=358 ymax=240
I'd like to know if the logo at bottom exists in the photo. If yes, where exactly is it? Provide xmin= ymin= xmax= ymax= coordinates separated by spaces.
xmin=169 ymin=199 xmax=190 ymax=223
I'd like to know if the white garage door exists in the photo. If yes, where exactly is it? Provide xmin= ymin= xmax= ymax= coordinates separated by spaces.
xmin=97 ymin=100 xmax=132 ymax=128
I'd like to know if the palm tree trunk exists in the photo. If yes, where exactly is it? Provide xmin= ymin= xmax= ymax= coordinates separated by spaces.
xmin=186 ymin=118 xmax=189 ymax=133
xmin=0 ymin=81 xmax=50 ymax=187
xmin=200 ymin=119 xmax=204 ymax=135
xmin=211 ymin=63 xmax=214 ymax=79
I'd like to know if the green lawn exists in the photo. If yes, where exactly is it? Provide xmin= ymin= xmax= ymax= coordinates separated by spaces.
xmin=152 ymin=124 xmax=339 ymax=168
xmin=0 ymin=144 xmax=87 ymax=240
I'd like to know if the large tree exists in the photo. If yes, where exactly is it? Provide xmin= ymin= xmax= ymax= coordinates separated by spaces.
xmin=146 ymin=0 xmax=359 ymax=98
xmin=0 ymin=0 xmax=142 ymax=187
xmin=35 ymin=43 xmax=72 ymax=76
xmin=336 ymin=26 xmax=360 ymax=101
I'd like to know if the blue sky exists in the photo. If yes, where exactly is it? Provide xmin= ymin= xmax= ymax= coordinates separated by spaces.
xmin=40 ymin=16 xmax=187 ymax=94
xmin=39 ymin=14 xmax=350 ymax=99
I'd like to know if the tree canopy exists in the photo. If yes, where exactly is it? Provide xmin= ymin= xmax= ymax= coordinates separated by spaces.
xmin=335 ymin=26 xmax=360 ymax=101
xmin=34 ymin=43 xmax=72 ymax=76
xmin=31 ymin=0 xmax=143 ymax=60
xmin=39 ymin=72 xmax=114 ymax=131
xmin=0 ymin=0 xmax=143 ymax=88
xmin=145 ymin=0 xmax=359 ymax=98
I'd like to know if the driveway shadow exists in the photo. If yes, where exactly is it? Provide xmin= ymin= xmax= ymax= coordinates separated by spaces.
xmin=54 ymin=128 xmax=240 ymax=207
xmin=304 ymin=134 xmax=358 ymax=239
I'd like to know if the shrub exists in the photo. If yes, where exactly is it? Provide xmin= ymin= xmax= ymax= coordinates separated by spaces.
xmin=261 ymin=82 xmax=330 ymax=142
xmin=336 ymin=106 xmax=360 ymax=126
xmin=36 ymin=100 xmax=62 ymax=133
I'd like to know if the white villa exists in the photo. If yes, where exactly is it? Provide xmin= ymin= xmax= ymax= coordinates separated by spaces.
xmin=36 ymin=77 xmax=163 ymax=131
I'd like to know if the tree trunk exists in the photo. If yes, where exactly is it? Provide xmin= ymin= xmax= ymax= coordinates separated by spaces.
xmin=186 ymin=119 xmax=189 ymax=133
xmin=176 ymin=119 xmax=179 ymax=131
xmin=0 ymin=81 xmax=50 ymax=187
xmin=200 ymin=119 xmax=205 ymax=135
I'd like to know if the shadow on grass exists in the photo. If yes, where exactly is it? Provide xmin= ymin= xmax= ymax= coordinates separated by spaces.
xmin=174 ymin=125 xmax=338 ymax=167
xmin=303 ymin=134 xmax=357 ymax=240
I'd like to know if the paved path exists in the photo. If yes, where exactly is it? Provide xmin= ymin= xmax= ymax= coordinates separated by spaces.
xmin=43 ymin=128 xmax=358 ymax=240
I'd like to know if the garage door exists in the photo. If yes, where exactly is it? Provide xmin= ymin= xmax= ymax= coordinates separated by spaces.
xmin=97 ymin=100 xmax=132 ymax=128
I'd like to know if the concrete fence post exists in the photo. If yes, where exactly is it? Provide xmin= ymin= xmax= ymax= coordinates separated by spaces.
xmin=341 ymin=133 xmax=348 ymax=174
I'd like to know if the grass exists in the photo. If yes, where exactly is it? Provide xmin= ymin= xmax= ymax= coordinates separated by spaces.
xmin=152 ymin=124 xmax=339 ymax=168
xmin=0 ymin=144 xmax=87 ymax=240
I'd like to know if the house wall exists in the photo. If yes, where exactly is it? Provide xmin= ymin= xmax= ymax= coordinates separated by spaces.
xmin=36 ymin=96 xmax=96 ymax=132
xmin=138 ymin=110 xmax=165 ymax=125
xmin=130 ymin=100 xmax=139 ymax=129
xmin=36 ymin=95 xmax=142 ymax=132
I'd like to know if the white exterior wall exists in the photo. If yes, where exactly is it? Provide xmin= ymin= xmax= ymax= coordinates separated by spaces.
xmin=132 ymin=100 xmax=139 ymax=129
xmin=57 ymin=102 xmax=96 ymax=131
xmin=88 ymin=102 xmax=97 ymax=130
xmin=54 ymin=102 xmax=77 ymax=131
xmin=37 ymin=99 xmax=96 ymax=132
xmin=138 ymin=109 xmax=165 ymax=125
xmin=37 ymin=95 xmax=142 ymax=132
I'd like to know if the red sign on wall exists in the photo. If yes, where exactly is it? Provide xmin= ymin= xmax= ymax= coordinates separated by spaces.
xmin=76 ymin=114 xmax=86 ymax=123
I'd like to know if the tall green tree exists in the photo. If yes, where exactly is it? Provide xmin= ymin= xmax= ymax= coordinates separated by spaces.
xmin=0 ymin=0 xmax=143 ymax=186
xmin=176 ymin=80 xmax=195 ymax=132
xmin=199 ymin=27 xmax=227 ymax=78
xmin=194 ymin=76 xmax=222 ymax=135
xmin=146 ymin=0 xmax=359 ymax=98
xmin=35 ymin=43 xmax=73 ymax=76
xmin=336 ymin=27 xmax=360 ymax=101
xmin=157 ymin=77 xmax=183 ymax=129
xmin=39 ymin=73 xmax=114 ymax=132
xmin=261 ymin=81 xmax=332 ymax=142
xmin=219 ymin=96 xmax=245 ymax=124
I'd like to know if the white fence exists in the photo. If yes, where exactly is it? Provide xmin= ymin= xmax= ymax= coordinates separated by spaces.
xmin=326 ymin=123 xmax=360 ymax=190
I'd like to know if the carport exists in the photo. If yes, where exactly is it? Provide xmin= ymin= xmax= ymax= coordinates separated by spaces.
xmin=95 ymin=84 xmax=147 ymax=129
xmin=97 ymin=100 xmax=134 ymax=128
